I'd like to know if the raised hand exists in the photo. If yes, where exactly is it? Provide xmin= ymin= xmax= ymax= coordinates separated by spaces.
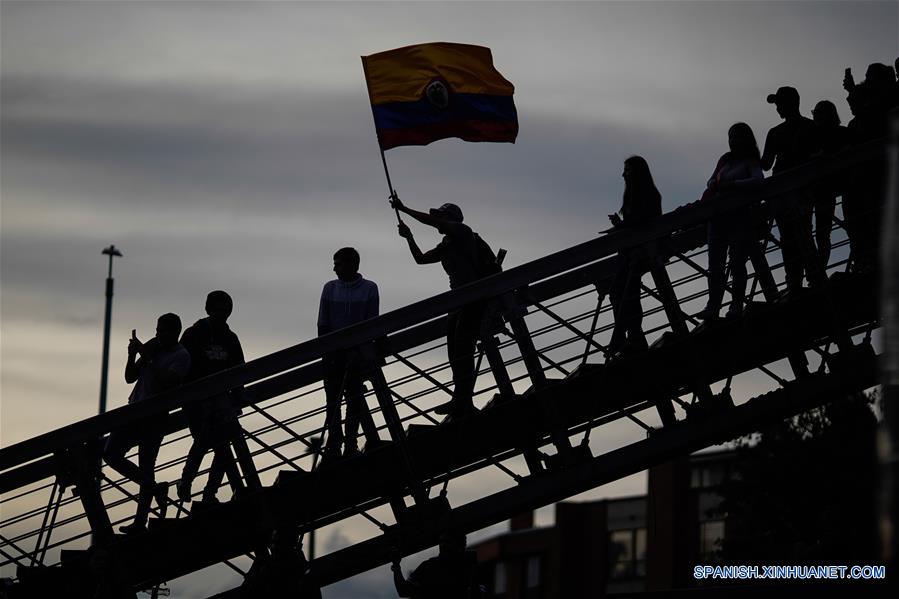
xmin=389 ymin=194 xmax=405 ymax=212
xmin=128 ymin=329 xmax=142 ymax=357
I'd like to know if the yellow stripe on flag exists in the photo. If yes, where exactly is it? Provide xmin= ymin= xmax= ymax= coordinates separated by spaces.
xmin=362 ymin=42 xmax=514 ymax=105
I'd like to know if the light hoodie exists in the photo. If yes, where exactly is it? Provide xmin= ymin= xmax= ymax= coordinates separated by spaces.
xmin=317 ymin=274 xmax=379 ymax=336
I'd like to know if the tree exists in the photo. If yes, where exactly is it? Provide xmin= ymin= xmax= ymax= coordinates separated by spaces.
xmin=715 ymin=390 xmax=879 ymax=564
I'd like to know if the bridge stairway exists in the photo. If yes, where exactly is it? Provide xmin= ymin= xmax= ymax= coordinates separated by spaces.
xmin=0 ymin=139 xmax=887 ymax=597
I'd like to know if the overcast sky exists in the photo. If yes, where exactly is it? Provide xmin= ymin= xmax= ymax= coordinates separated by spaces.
xmin=2 ymin=1 xmax=897 ymax=597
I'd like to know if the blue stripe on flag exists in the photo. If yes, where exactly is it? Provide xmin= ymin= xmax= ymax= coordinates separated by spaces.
xmin=372 ymin=93 xmax=517 ymax=130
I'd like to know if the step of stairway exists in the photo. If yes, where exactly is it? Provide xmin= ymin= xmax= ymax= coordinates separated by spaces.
xmin=482 ymin=392 xmax=516 ymax=410
xmin=406 ymin=423 xmax=436 ymax=437
xmin=275 ymin=468 xmax=309 ymax=487
xmin=542 ymin=444 xmax=593 ymax=470
xmin=148 ymin=516 xmax=187 ymax=532
xmin=60 ymin=548 xmax=90 ymax=566
xmin=362 ymin=437 xmax=390 ymax=453
xmin=565 ymin=363 xmax=605 ymax=379
xmin=521 ymin=377 xmax=564 ymax=396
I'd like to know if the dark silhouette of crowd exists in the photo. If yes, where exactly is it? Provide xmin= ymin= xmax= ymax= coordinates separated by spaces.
xmin=91 ymin=56 xmax=896 ymax=599
xmin=601 ymin=59 xmax=895 ymax=347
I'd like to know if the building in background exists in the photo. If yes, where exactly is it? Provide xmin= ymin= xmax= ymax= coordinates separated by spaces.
xmin=470 ymin=450 xmax=737 ymax=598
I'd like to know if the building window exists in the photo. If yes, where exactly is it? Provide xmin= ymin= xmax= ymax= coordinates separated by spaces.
xmin=608 ymin=528 xmax=647 ymax=579
xmin=699 ymin=520 xmax=725 ymax=560
xmin=635 ymin=527 xmax=647 ymax=577
xmin=494 ymin=561 xmax=507 ymax=594
xmin=691 ymin=464 xmax=727 ymax=489
xmin=526 ymin=555 xmax=541 ymax=588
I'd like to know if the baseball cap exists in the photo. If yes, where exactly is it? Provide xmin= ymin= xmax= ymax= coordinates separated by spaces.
xmin=429 ymin=203 xmax=464 ymax=223
xmin=767 ymin=86 xmax=799 ymax=105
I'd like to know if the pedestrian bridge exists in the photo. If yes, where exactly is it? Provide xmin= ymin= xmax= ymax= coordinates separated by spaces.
xmin=0 ymin=138 xmax=887 ymax=598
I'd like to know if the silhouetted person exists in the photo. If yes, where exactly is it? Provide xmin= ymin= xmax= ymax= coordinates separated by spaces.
xmin=178 ymin=291 xmax=255 ymax=507
xmin=844 ymin=62 xmax=897 ymax=108
xmin=607 ymin=156 xmax=662 ymax=354
xmin=317 ymin=247 xmax=380 ymax=462
xmin=843 ymin=66 xmax=857 ymax=94
xmin=104 ymin=313 xmax=190 ymax=534
xmin=241 ymin=528 xmax=321 ymax=599
xmin=697 ymin=123 xmax=765 ymax=320
xmin=392 ymin=532 xmax=484 ymax=599
xmin=810 ymin=100 xmax=849 ymax=267
xmin=867 ymin=62 xmax=898 ymax=112
xmin=390 ymin=196 xmax=500 ymax=420
xmin=761 ymin=86 xmax=821 ymax=293
xmin=895 ymin=56 xmax=899 ymax=101
xmin=844 ymin=64 xmax=896 ymax=270
xmin=845 ymin=63 xmax=896 ymax=141
xmin=844 ymin=81 xmax=872 ymax=270
xmin=846 ymin=80 xmax=866 ymax=122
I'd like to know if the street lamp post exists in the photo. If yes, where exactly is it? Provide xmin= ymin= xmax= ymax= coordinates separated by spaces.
xmin=98 ymin=245 xmax=122 ymax=415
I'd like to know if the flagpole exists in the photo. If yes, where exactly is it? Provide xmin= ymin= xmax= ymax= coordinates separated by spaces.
xmin=362 ymin=56 xmax=403 ymax=224
xmin=379 ymin=148 xmax=403 ymax=223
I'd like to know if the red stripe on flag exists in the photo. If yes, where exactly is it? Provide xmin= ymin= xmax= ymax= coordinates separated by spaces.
xmin=377 ymin=120 xmax=518 ymax=150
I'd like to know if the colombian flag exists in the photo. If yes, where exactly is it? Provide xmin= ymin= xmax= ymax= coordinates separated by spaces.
xmin=362 ymin=43 xmax=518 ymax=151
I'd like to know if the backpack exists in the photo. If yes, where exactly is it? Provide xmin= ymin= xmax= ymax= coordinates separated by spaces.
xmin=471 ymin=233 xmax=502 ymax=278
